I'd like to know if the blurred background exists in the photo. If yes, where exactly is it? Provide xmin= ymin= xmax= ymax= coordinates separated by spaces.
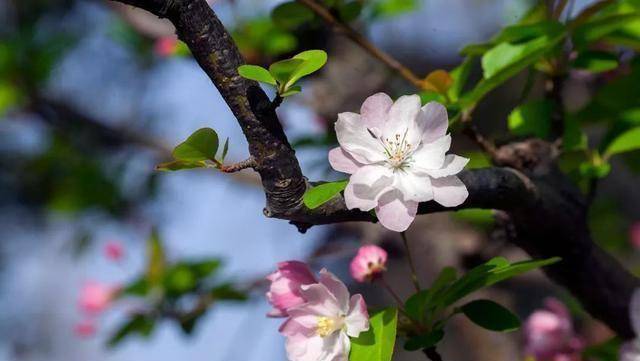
xmin=1 ymin=0 xmax=639 ymax=360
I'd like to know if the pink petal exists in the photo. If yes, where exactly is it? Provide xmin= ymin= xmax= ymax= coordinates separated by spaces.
xmin=431 ymin=176 xmax=468 ymax=207
xmin=319 ymin=269 xmax=350 ymax=311
xmin=395 ymin=171 xmax=433 ymax=202
xmin=344 ymin=165 xmax=393 ymax=211
xmin=335 ymin=112 xmax=385 ymax=164
xmin=360 ymin=92 xmax=393 ymax=129
xmin=297 ymin=283 xmax=342 ymax=317
xmin=350 ymin=245 xmax=387 ymax=282
xmin=374 ymin=189 xmax=418 ymax=232
xmin=412 ymin=134 xmax=451 ymax=171
xmin=424 ymin=154 xmax=469 ymax=178
xmin=345 ymin=294 xmax=369 ymax=337
xmin=418 ymin=101 xmax=449 ymax=144
xmin=279 ymin=315 xmax=316 ymax=337
xmin=384 ymin=95 xmax=421 ymax=137
xmin=328 ymin=147 xmax=363 ymax=174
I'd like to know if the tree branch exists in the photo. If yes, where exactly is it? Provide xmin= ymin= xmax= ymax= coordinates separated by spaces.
xmin=109 ymin=0 xmax=639 ymax=339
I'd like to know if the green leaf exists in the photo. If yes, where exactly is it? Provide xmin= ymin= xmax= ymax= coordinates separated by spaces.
xmin=146 ymin=230 xmax=166 ymax=286
xmin=165 ymin=264 xmax=198 ymax=295
xmin=303 ymin=180 xmax=348 ymax=209
xmin=571 ymin=51 xmax=619 ymax=73
xmin=210 ymin=283 xmax=248 ymax=301
xmin=189 ymin=259 xmax=222 ymax=278
xmin=507 ymin=100 xmax=552 ymax=138
xmin=289 ymin=49 xmax=328 ymax=86
xmin=579 ymin=160 xmax=612 ymax=178
xmin=405 ymin=289 xmax=430 ymax=322
xmin=338 ymin=1 xmax=363 ymax=22
xmin=269 ymin=58 xmax=305 ymax=85
xmin=460 ymin=299 xmax=521 ymax=332
xmin=448 ymin=56 xmax=475 ymax=102
xmin=108 ymin=314 xmax=155 ymax=347
xmin=453 ymin=208 xmax=495 ymax=229
xmin=581 ymin=337 xmax=622 ymax=361
xmin=372 ymin=0 xmax=419 ymax=18
xmin=563 ymin=115 xmax=588 ymax=151
xmin=173 ymin=128 xmax=219 ymax=162
xmin=122 ymin=277 xmax=150 ymax=296
xmin=221 ymin=137 xmax=230 ymax=162
xmin=604 ymin=126 xmax=640 ymax=158
xmin=237 ymin=65 xmax=277 ymax=85
xmin=350 ymin=308 xmax=398 ymax=361
xmin=405 ymin=267 xmax=457 ymax=323
xmin=155 ymin=160 xmax=207 ymax=171
xmin=404 ymin=329 xmax=444 ymax=351
xmin=281 ymin=85 xmax=302 ymax=97
xmin=271 ymin=1 xmax=315 ymax=29
xmin=573 ymin=12 xmax=640 ymax=49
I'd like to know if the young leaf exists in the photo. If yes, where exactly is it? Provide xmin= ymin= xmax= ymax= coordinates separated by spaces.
xmin=448 ymin=56 xmax=475 ymax=102
xmin=155 ymin=160 xmax=207 ymax=171
xmin=221 ymin=137 xmax=230 ymax=162
xmin=303 ymin=180 xmax=348 ymax=209
xmin=404 ymin=329 xmax=444 ymax=351
xmin=460 ymin=299 xmax=521 ymax=332
xmin=281 ymin=85 xmax=302 ymax=97
xmin=271 ymin=1 xmax=315 ymax=29
xmin=238 ymin=65 xmax=277 ymax=85
xmin=350 ymin=308 xmax=398 ymax=361
xmin=604 ymin=126 xmax=640 ymax=158
xmin=405 ymin=289 xmax=431 ymax=322
xmin=507 ymin=99 xmax=553 ymax=138
xmin=108 ymin=314 xmax=155 ymax=347
xmin=146 ymin=230 xmax=166 ymax=286
xmin=571 ymin=51 xmax=619 ymax=73
xmin=288 ymin=49 xmax=328 ymax=86
xmin=422 ymin=70 xmax=453 ymax=94
xmin=173 ymin=128 xmax=219 ymax=162
xmin=269 ymin=58 xmax=305 ymax=85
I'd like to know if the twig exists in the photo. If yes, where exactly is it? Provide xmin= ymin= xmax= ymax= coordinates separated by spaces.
xmin=296 ymin=0 xmax=424 ymax=88
xmin=220 ymin=157 xmax=257 ymax=173
xmin=460 ymin=109 xmax=498 ymax=159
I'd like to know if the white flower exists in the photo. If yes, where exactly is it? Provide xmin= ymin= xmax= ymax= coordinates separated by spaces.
xmin=329 ymin=93 xmax=469 ymax=232
xmin=621 ymin=289 xmax=640 ymax=361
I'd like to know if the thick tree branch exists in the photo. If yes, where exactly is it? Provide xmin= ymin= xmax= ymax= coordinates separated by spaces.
xmin=110 ymin=0 xmax=639 ymax=339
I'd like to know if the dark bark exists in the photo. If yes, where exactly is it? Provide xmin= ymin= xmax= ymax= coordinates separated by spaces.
xmin=110 ymin=0 xmax=639 ymax=339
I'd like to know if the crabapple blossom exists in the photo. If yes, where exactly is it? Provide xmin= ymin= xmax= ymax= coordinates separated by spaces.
xmin=620 ymin=289 xmax=640 ymax=361
xmin=104 ymin=240 xmax=124 ymax=261
xmin=523 ymin=298 xmax=583 ymax=361
xmin=329 ymin=93 xmax=469 ymax=232
xmin=278 ymin=269 xmax=369 ymax=361
xmin=78 ymin=281 xmax=119 ymax=315
xmin=349 ymin=244 xmax=387 ymax=282
xmin=266 ymin=261 xmax=317 ymax=317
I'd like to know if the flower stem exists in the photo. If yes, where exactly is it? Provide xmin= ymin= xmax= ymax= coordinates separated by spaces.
xmin=378 ymin=276 xmax=406 ymax=310
xmin=401 ymin=231 xmax=421 ymax=292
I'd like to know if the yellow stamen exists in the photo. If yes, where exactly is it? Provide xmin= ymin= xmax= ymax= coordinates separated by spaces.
xmin=316 ymin=317 xmax=335 ymax=337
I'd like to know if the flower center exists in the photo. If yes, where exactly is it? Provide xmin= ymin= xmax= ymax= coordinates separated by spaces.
xmin=379 ymin=129 xmax=413 ymax=170
xmin=316 ymin=316 xmax=344 ymax=337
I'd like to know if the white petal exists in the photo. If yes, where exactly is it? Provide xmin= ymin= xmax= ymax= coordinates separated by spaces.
xmin=395 ymin=170 xmax=433 ymax=202
xmin=319 ymin=269 xmax=350 ymax=312
xmin=631 ymin=288 xmax=640 ymax=335
xmin=383 ymin=95 xmax=422 ymax=142
xmin=418 ymin=101 xmax=449 ymax=144
xmin=285 ymin=334 xmax=324 ymax=361
xmin=345 ymin=294 xmax=369 ymax=337
xmin=344 ymin=165 xmax=393 ymax=211
xmin=360 ymin=93 xmax=392 ymax=129
xmin=321 ymin=331 xmax=350 ymax=361
xmin=424 ymin=154 xmax=469 ymax=178
xmin=620 ymin=341 xmax=640 ymax=361
xmin=328 ymin=147 xmax=363 ymax=174
xmin=412 ymin=134 xmax=451 ymax=171
xmin=375 ymin=189 xmax=418 ymax=232
xmin=431 ymin=176 xmax=469 ymax=207
xmin=335 ymin=112 xmax=385 ymax=163
xmin=297 ymin=283 xmax=342 ymax=317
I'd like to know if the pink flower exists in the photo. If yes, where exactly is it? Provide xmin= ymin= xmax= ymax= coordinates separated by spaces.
xmin=74 ymin=319 xmax=96 ymax=338
xmin=350 ymin=245 xmax=387 ymax=282
xmin=630 ymin=222 xmax=640 ymax=249
xmin=104 ymin=241 xmax=124 ymax=261
xmin=279 ymin=269 xmax=369 ymax=361
xmin=329 ymin=93 xmax=469 ymax=232
xmin=523 ymin=298 xmax=583 ymax=361
xmin=154 ymin=36 xmax=178 ymax=57
xmin=78 ymin=281 xmax=119 ymax=315
xmin=266 ymin=261 xmax=317 ymax=317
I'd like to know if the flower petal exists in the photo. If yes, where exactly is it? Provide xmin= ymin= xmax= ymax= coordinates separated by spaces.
xmin=395 ymin=170 xmax=434 ymax=202
xmin=360 ymin=93 xmax=393 ymax=129
xmin=335 ymin=112 xmax=385 ymax=163
xmin=345 ymin=294 xmax=369 ymax=337
xmin=424 ymin=154 xmax=469 ymax=178
xmin=418 ymin=101 xmax=449 ymax=144
xmin=412 ymin=134 xmax=451 ymax=171
xmin=285 ymin=334 xmax=325 ymax=361
xmin=431 ymin=176 xmax=469 ymax=207
xmin=279 ymin=317 xmax=316 ymax=337
xmin=318 ymin=269 xmax=350 ymax=312
xmin=344 ymin=165 xmax=393 ymax=211
xmin=375 ymin=189 xmax=418 ymax=232
xmin=383 ymin=95 xmax=422 ymax=146
xmin=297 ymin=283 xmax=342 ymax=317
xmin=328 ymin=147 xmax=363 ymax=174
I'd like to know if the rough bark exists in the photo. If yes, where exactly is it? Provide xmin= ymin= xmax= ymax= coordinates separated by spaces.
xmin=111 ymin=0 xmax=639 ymax=339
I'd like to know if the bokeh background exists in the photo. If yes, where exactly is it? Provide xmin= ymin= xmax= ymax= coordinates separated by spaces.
xmin=1 ymin=0 xmax=639 ymax=360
